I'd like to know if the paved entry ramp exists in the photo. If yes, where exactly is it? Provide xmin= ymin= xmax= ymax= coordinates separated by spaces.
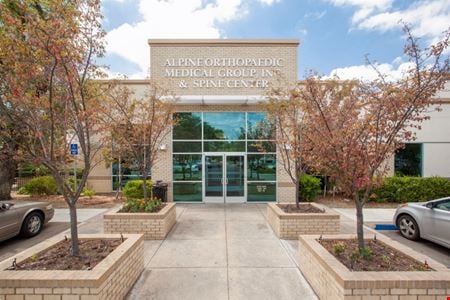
xmin=126 ymin=203 xmax=318 ymax=300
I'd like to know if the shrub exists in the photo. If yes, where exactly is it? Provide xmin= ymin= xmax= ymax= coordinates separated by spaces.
xmin=82 ymin=187 xmax=96 ymax=198
xmin=372 ymin=176 xmax=450 ymax=203
xmin=333 ymin=242 xmax=345 ymax=256
xmin=299 ymin=174 xmax=322 ymax=202
xmin=123 ymin=180 xmax=152 ymax=200
xmin=121 ymin=198 xmax=161 ymax=213
xmin=20 ymin=176 xmax=58 ymax=195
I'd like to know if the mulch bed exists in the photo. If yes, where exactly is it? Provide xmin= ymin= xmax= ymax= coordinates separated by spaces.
xmin=9 ymin=238 xmax=123 ymax=271
xmin=12 ymin=193 xmax=125 ymax=208
xmin=119 ymin=203 xmax=166 ymax=213
xmin=315 ymin=196 xmax=400 ymax=208
xmin=320 ymin=239 xmax=433 ymax=272
xmin=277 ymin=204 xmax=325 ymax=213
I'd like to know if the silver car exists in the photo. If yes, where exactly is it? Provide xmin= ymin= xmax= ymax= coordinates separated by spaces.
xmin=0 ymin=201 xmax=54 ymax=242
xmin=393 ymin=197 xmax=450 ymax=248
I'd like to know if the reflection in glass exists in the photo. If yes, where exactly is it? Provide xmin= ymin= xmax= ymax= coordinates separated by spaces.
xmin=173 ymin=141 xmax=202 ymax=153
xmin=394 ymin=143 xmax=422 ymax=176
xmin=247 ymin=154 xmax=276 ymax=181
xmin=173 ymin=182 xmax=202 ymax=202
xmin=247 ymin=182 xmax=276 ymax=202
xmin=173 ymin=112 xmax=202 ymax=140
xmin=203 ymin=112 xmax=245 ymax=140
xmin=173 ymin=155 xmax=202 ymax=181
xmin=226 ymin=156 xmax=244 ymax=197
xmin=247 ymin=112 xmax=275 ymax=140
xmin=205 ymin=156 xmax=223 ymax=197
xmin=204 ymin=141 xmax=245 ymax=152
xmin=247 ymin=141 xmax=276 ymax=153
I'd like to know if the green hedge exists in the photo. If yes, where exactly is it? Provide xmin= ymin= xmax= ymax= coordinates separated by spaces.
xmin=123 ymin=179 xmax=152 ymax=200
xmin=299 ymin=174 xmax=322 ymax=202
xmin=371 ymin=176 xmax=450 ymax=203
xmin=18 ymin=176 xmax=58 ymax=195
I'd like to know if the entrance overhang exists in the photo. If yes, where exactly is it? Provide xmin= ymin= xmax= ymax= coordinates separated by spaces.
xmin=172 ymin=95 xmax=268 ymax=105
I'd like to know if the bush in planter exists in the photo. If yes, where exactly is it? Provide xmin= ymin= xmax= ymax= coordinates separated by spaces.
xmin=372 ymin=176 xmax=450 ymax=203
xmin=123 ymin=180 xmax=152 ymax=199
xmin=82 ymin=187 xmax=96 ymax=198
xmin=122 ymin=198 xmax=162 ymax=213
xmin=299 ymin=174 xmax=322 ymax=202
xmin=18 ymin=176 xmax=57 ymax=195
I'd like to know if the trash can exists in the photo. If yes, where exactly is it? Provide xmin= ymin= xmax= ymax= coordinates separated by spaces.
xmin=152 ymin=180 xmax=168 ymax=202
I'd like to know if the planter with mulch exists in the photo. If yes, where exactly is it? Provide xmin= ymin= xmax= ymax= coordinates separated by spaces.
xmin=298 ymin=234 xmax=450 ymax=300
xmin=0 ymin=233 xmax=144 ymax=299
xmin=266 ymin=202 xmax=340 ymax=239
xmin=104 ymin=202 xmax=176 ymax=239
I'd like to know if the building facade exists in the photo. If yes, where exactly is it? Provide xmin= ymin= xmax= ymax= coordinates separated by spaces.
xmin=88 ymin=39 xmax=450 ymax=202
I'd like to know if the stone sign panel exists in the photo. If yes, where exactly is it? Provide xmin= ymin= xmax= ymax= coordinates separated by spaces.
xmin=149 ymin=39 xmax=298 ymax=96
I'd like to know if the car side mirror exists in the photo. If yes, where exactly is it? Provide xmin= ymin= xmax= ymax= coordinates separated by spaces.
xmin=425 ymin=202 xmax=436 ymax=209
xmin=0 ymin=203 xmax=11 ymax=211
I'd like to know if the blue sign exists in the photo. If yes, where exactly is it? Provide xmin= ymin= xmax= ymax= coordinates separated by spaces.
xmin=70 ymin=144 xmax=78 ymax=155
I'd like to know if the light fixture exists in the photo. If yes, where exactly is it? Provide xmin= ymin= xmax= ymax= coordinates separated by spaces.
xmin=159 ymin=144 xmax=167 ymax=151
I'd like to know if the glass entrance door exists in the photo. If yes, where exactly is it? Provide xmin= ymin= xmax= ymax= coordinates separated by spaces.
xmin=204 ymin=154 xmax=246 ymax=203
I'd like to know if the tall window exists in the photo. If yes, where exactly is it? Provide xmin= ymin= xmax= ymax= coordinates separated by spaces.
xmin=394 ymin=143 xmax=422 ymax=176
xmin=172 ymin=112 xmax=276 ymax=202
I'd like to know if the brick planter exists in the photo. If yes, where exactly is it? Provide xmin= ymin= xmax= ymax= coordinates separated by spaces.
xmin=298 ymin=234 xmax=450 ymax=300
xmin=104 ymin=203 xmax=176 ymax=239
xmin=266 ymin=203 xmax=340 ymax=239
xmin=0 ymin=233 xmax=144 ymax=300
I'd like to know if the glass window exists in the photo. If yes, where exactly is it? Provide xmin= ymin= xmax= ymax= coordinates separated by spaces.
xmin=204 ymin=141 xmax=245 ymax=152
xmin=203 ymin=112 xmax=245 ymax=140
xmin=173 ymin=154 xmax=202 ymax=181
xmin=247 ymin=141 xmax=276 ymax=153
xmin=395 ymin=144 xmax=422 ymax=176
xmin=173 ymin=112 xmax=202 ymax=140
xmin=247 ymin=112 xmax=275 ymax=140
xmin=247 ymin=154 xmax=276 ymax=181
xmin=436 ymin=200 xmax=450 ymax=211
xmin=173 ymin=142 xmax=202 ymax=153
xmin=247 ymin=182 xmax=276 ymax=202
xmin=173 ymin=182 xmax=202 ymax=202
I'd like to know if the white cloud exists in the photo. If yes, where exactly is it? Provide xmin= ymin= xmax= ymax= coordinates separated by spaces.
xmin=304 ymin=10 xmax=327 ymax=20
xmin=105 ymin=0 xmax=248 ymax=77
xmin=326 ymin=0 xmax=450 ymax=42
xmin=326 ymin=60 xmax=415 ymax=81
xmin=257 ymin=0 xmax=281 ymax=5
xmin=327 ymin=0 xmax=393 ymax=22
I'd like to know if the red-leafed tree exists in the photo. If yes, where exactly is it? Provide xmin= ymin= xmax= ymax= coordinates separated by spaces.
xmin=102 ymin=81 xmax=176 ymax=203
xmin=301 ymin=26 xmax=449 ymax=250
xmin=0 ymin=0 xmax=107 ymax=255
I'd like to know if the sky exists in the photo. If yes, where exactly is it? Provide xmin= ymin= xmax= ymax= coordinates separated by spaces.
xmin=100 ymin=0 xmax=450 ymax=80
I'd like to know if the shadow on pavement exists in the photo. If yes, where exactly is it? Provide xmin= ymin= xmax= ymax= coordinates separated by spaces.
xmin=0 ymin=222 xmax=70 ymax=262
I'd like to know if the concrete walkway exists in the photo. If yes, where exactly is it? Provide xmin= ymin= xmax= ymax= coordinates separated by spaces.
xmin=126 ymin=204 xmax=318 ymax=300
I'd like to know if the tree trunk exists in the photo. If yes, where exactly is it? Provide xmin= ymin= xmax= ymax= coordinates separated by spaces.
xmin=0 ymin=155 xmax=16 ymax=200
xmin=68 ymin=202 xmax=80 ymax=256
xmin=354 ymin=194 xmax=365 ymax=250
xmin=142 ymin=174 xmax=148 ymax=203
xmin=295 ymin=179 xmax=300 ymax=208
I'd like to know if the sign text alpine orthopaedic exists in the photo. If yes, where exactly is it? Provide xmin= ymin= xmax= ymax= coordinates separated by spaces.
xmin=163 ymin=57 xmax=284 ymax=89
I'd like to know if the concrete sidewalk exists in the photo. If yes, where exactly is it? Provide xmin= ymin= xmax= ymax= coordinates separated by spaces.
xmin=126 ymin=204 xmax=318 ymax=300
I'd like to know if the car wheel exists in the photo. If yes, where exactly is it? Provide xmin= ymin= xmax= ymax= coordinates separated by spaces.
xmin=21 ymin=211 xmax=43 ymax=238
xmin=398 ymin=215 xmax=420 ymax=241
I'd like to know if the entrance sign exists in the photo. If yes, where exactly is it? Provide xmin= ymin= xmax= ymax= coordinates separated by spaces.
xmin=149 ymin=39 xmax=299 ymax=96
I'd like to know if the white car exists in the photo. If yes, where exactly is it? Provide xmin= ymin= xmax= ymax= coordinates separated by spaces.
xmin=393 ymin=197 xmax=450 ymax=249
